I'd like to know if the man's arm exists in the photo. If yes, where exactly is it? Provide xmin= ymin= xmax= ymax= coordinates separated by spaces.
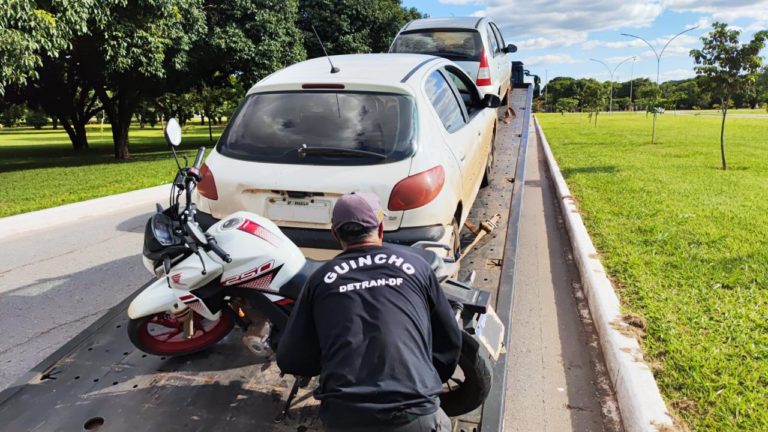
xmin=275 ymin=282 xmax=322 ymax=376
xmin=427 ymin=271 xmax=462 ymax=382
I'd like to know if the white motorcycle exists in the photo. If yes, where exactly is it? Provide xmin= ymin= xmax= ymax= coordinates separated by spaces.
xmin=127 ymin=119 xmax=504 ymax=417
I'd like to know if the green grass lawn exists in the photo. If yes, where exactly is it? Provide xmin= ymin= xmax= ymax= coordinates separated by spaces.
xmin=0 ymin=123 xmax=224 ymax=217
xmin=538 ymin=112 xmax=768 ymax=431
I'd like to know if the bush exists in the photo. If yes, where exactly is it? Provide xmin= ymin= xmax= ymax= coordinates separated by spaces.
xmin=0 ymin=105 xmax=25 ymax=127
xmin=25 ymin=111 xmax=50 ymax=129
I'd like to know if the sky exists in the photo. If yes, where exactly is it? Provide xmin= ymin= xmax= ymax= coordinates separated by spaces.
xmin=401 ymin=0 xmax=768 ymax=86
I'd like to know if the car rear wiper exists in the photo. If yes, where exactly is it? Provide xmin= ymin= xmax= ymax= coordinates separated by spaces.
xmin=297 ymin=146 xmax=387 ymax=159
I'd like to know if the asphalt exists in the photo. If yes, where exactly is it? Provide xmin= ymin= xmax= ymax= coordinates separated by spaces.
xmin=0 ymin=203 xmax=156 ymax=391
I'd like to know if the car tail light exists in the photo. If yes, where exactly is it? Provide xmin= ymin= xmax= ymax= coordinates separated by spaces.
xmin=388 ymin=166 xmax=445 ymax=211
xmin=476 ymin=48 xmax=492 ymax=87
xmin=198 ymin=163 xmax=218 ymax=200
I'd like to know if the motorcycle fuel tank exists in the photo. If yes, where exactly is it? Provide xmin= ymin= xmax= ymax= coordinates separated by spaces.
xmin=209 ymin=211 xmax=306 ymax=293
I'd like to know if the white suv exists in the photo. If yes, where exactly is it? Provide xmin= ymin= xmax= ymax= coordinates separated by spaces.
xmin=193 ymin=54 xmax=500 ymax=257
xmin=390 ymin=17 xmax=516 ymax=102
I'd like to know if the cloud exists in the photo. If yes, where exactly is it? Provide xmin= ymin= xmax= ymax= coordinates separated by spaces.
xmin=470 ymin=9 xmax=486 ymax=17
xmin=663 ymin=0 xmax=768 ymax=29
xmin=438 ymin=0 xmax=484 ymax=4
xmin=522 ymin=54 xmax=580 ymax=66
xmin=480 ymin=0 xmax=663 ymax=45
xmin=581 ymin=34 xmax=699 ymax=58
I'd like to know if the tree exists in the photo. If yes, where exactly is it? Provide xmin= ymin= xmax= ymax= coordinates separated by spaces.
xmin=0 ymin=1 xmax=95 ymax=93
xmin=581 ymin=80 xmax=605 ymax=127
xmin=690 ymin=22 xmax=768 ymax=170
xmin=555 ymin=97 xmax=578 ymax=115
xmin=90 ymin=1 xmax=207 ymax=159
xmin=24 ymin=52 xmax=103 ymax=151
xmin=298 ymin=0 xmax=422 ymax=57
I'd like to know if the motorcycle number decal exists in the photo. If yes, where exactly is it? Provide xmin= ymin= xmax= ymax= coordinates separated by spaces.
xmin=238 ymin=219 xmax=281 ymax=246
xmin=222 ymin=262 xmax=283 ymax=290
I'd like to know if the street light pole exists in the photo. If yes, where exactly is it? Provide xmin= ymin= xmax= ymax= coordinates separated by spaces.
xmin=621 ymin=26 xmax=699 ymax=143
xmin=589 ymin=56 xmax=635 ymax=113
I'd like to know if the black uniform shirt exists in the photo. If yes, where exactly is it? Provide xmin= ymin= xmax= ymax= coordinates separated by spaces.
xmin=276 ymin=243 xmax=462 ymax=428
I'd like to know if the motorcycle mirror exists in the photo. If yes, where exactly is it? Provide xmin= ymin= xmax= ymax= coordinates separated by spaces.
xmin=164 ymin=118 xmax=182 ymax=147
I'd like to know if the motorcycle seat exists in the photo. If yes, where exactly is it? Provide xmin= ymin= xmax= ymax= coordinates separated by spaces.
xmin=279 ymin=258 xmax=325 ymax=300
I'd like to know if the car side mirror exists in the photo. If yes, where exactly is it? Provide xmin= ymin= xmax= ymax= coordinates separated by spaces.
xmin=164 ymin=118 xmax=182 ymax=147
xmin=503 ymin=44 xmax=517 ymax=54
xmin=483 ymin=94 xmax=502 ymax=108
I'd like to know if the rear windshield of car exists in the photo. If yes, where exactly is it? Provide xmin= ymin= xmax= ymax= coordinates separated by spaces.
xmin=390 ymin=30 xmax=482 ymax=62
xmin=217 ymin=91 xmax=416 ymax=165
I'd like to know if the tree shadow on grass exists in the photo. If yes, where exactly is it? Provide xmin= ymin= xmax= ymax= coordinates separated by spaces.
xmin=0 ymin=125 xmax=223 ymax=174
xmin=560 ymin=165 xmax=619 ymax=177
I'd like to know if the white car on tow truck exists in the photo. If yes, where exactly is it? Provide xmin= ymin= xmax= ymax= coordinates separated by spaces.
xmin=193 ymin=53 xmax=500 ymax=257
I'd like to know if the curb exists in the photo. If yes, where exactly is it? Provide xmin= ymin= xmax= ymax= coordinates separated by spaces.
xmin=0 ymin=185 xmax=169 ymax=242
xmin=534 ymin=116 xmax=674 ymax=432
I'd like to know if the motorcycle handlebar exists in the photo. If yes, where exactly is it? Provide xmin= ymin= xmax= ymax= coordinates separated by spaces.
xmin=207 ymin=237 xmax=232 ymax=263
xmin=193 ymin=147 xmax=206 ymax=170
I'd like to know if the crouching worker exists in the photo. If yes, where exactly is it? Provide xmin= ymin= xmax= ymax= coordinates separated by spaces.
xmin=277 ymin=192 xmax=461 ymax=431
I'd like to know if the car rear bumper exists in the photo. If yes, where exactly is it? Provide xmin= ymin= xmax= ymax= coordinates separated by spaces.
xmin=196 ymin=210 xmax=445 ymax=249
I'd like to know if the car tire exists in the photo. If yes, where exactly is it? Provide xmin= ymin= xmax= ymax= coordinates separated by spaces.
xmin=450 ymin=218 xmax=461 ymax=261
xmin=481 ymin=129 xmax=496 ymax=188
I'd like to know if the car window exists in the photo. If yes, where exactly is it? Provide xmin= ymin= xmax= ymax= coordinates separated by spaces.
xmin=217 ymin=92 xmax=416 ymax=165
xmin=486 ymin=26 xmax=499 ymax=55
xmin=391 ymin=30 xmax=483 ymax=61
xmin=443 ymin=67 xmax=481 ymax=117
xmin=425 ymin=70 xmax=466 ymax=133
xmin=490 ymin=23 xmax=505 ymax=52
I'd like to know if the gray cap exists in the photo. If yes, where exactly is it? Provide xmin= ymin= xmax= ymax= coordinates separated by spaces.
xmin=332 ymin=192 xmax=385 ymax=231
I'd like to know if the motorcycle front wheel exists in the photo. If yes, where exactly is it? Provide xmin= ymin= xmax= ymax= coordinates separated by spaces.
xmin=128 ymin=307 xmax=234 ymax=356
xmin=439 ymin=330 xmax=493 ymax=417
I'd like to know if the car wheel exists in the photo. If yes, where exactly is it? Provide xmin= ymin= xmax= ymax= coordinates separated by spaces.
xmin=481 ymin=129 xmax=496 ymax=188
xmin=450 ymin=218 xmax=461 ymax=260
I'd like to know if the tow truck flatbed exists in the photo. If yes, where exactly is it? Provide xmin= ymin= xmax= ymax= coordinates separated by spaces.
xmin=0 ymin=86 xmax=532 ymax=432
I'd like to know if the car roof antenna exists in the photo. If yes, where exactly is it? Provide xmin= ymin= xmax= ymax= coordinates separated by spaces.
xmin=311 ymin=24 xmax=340 ymax=74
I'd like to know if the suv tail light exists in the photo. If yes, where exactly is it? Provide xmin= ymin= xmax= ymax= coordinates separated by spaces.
xmin=198 ymin=163 xmax=218 ymax=200
xmin=388 ymin=166 xmax=445 ymax=211
xmin=476 ymin=48 xmax=492 ymax=87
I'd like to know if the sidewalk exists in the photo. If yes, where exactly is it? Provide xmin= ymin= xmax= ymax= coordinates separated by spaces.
xmin=503 ymin=122 xmax=623 ymax=431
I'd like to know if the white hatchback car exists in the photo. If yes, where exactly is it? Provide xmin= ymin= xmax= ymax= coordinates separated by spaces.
xmin=194 ymin=54 xmax=499 ymax=257
xmin=390 ymin=17 xmax=516 ymax=102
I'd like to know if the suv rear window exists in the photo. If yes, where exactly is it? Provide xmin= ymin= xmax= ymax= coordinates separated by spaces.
xmin=217 ymin=92 xmax=416 ymax=165
xmin=390 ymin=30 xmax=482 ymax=61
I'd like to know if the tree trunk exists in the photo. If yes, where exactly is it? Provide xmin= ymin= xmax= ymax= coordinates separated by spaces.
xmin=112 ymin=111 xmax=131 ymax=159
xmin=52 ymin=117 xmax=59 ymax=129
xmin=720 ymin=100 xmax=728 ymax=171
xmin=208 ymin=115 xmax=213 ymax=142
xmin=59 ymin=116 xmax=90 ymax=151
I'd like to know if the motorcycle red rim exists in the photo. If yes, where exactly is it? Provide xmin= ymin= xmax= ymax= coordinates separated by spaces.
xmin=136 ymin=309 xmax=233 ymax=354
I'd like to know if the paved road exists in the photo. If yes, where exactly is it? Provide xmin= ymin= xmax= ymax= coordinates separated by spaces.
xmin=0 ymin=204 xmax=156 ymax=390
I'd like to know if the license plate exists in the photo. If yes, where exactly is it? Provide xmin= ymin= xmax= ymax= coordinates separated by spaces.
xmin=266 ymin=198 xmax=332 ymax=224
xmin=475 ymin=305 xmax=505 ymax=361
